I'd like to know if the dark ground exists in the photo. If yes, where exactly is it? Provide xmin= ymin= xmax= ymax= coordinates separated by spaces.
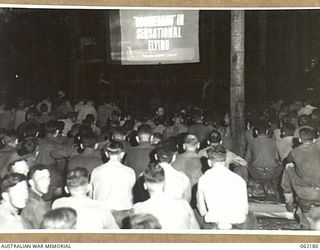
xmin=258 ymin=217 xmax=300 ymax=230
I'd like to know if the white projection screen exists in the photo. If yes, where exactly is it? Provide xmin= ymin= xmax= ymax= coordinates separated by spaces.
xmin=110 ymin=10 xmax=200 ymax=65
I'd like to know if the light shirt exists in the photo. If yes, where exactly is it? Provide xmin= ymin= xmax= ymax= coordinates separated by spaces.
xmin=90 ymin=160 xmax=136 ymax=210
xmin=76 ymin=104 xmax=97 ymax=123
xmin=133 ymin=193 xmax=199 ymax=229
xmin=298 ymin=104 xmax=317 ymax=116
xmin=0 ymin=201 xmax=25 ymax=229
xmin=52 ymin=196 xmax=119 ymax=229
xmin=197 ymin=163 xmax=248 ymax=225
xmin=160 ymin=162 xmax=191 ymax=202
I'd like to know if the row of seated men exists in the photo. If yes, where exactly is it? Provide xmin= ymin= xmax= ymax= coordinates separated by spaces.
xmin=0 ymin=111 xmax=320 ymax=230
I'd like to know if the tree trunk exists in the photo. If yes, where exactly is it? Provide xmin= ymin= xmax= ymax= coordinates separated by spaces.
xmin=258 ymin=11 xmax=267 ymax=105
xmin=230 ymin=10 xmax=246 ymax=156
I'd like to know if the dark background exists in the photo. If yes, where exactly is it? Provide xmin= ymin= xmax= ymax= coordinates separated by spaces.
xmin=0 ymin=9 xmax=319 ymax=113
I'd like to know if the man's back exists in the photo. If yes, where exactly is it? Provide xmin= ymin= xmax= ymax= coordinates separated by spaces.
xmin=52 ymin=196 xmax=119 ymax=229
xmin=197 ymin=165 xmax=248 ymax=224
xmin=133 ymin=193 xmax=199 ymax=229
xmin=37 ymin=137 xmax=63 ymax=168
xmin=90 ymin=161 xmax=136 ymax=210
xmin=67 ymin=149 xmax=103 ymax=174
xmin=125 ymin=142 xmax=154 ymax=177
xmin=161 ymin=163 xmax=191 ymax=202
xmin=172 ymin=152 xmax=202 ymax=187
xmin=246 ymin=135 xmax=279 ymax=169
xmin=291 ymin=143 xmax=320 ymax=186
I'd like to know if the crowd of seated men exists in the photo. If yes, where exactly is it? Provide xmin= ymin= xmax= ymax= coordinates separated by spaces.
xmin=0 ymin=94 xmax=320 ymax=230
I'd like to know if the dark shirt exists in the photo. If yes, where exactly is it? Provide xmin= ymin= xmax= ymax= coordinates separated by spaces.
xmin=21 ymin=189 xmax=50 ymax=229
xmin=124 ymin=142 xmax=154 ymax=177
xmin=288 ymin=143 xmax=320 ymax=187
xmin=36 ymin=137 xmax=63 ymax=168
xmin=245 ymin=135 xmax=280 ymax=169
xmin=0 ymin=145 xmax=17 ymax=177
xmin=0 ymin=111 xmax=13 ymax=130
xmin=172 ymin=151 xmax=203 ymax=187
xmin=67 ymin=149 xmax=103 ymax=174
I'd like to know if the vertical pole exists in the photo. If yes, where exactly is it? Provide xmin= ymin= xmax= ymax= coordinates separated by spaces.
xmin=258 ymin=11 xmax=267 ymax=105
xmin=230 ymin=10 xmax=246 ymax=156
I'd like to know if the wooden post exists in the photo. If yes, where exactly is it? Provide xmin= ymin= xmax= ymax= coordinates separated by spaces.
xmin=230 ymin=10 xmax=246 ymax=156
xmin=258 ymin=11 xmax=267 ymax=105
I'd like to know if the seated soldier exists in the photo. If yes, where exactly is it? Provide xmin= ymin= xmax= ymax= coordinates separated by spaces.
xmin=172 ymin=134 xmax=203 ymax=208
xmin=0 ymin=173 xmax=29 ymax=229
xmin=188 ymin=108 xmax=212 ymax=147
xmin=163 ymin=112 xmax=188 ymax=140
xmin=21 ymin=164 xmax=51 ymax=229
xmin=133 ymin=162 xmax=199 ymax=229
xmin=281 ymin=128 xmax=320 ymax=229
xmin=125 ymin=124 xmax=155 ymax=177
xmin=67 ymin=131 xmax=103 ymax=175
xmin=245 ymin=120 xmax=282 ymax=201
xmin=197 ymin=145 xmax=252 ymax=230
xmin=275 ymin=123 xmax=295 ymax=164
xmin=199 ymin=130 xmax=248 ymax=182
xmin=294 ymin=114 xmax=313 ymax=138
xmin=41 ymin=207 xmax=77 ymax=229
xmin=0 ymin=132 xmax=19 ymax=176
xmin=155 ymin=146 xmax=191 ymax=202
xmin=52 ymin=167 xmax=118 ymax=229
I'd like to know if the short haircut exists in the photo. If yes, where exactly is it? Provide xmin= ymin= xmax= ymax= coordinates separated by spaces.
xmin=1 ymin=173 xmax=27 ymax=194
xmin=184 ymin=134 xmax=199 ymax=146
xmin=45 ymin=120 xmax=59 ymax=134
xmin=299 ymin=127 xmax=315 ymax=141
xmin=103 ymin=140 xmax=123 ymax=155
xmin=128 ymin=214 xmax=161 ymax=229
xmin=255 ymin=120 xmax=269 ymax=134
xmin=27 ymin=164 xmax=50 ymax=180
xmin=137 ymin=124 xmax=152 ymax=136
xmin=208 ymin=130 xmax=222 ymax=144
xmin=143 ymin=162 xmax=165 ymax=183
xmin=41 ymin=207 xmax=77 ymax=229
xmin=18 ymin=138 xmax=38 ymax=156
xmin=207 ymin=145 xmax=227 ymax=162
xmin=80 ymin=131 xmax=97 ymax=148
xmin=66 ymin=167 xmax=89 ymax=189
